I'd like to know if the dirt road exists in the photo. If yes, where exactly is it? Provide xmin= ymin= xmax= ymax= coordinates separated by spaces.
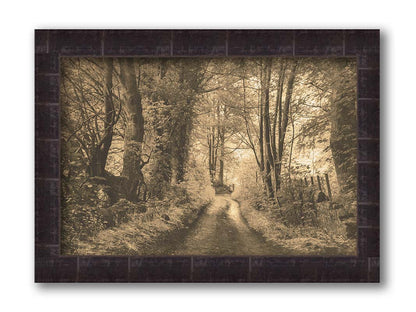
xmin=159 ymin=195 xmax=288 ymax=256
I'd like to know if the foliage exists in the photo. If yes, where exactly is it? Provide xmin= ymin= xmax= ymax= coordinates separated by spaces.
xmin=61 ymin=203 xmax=105 ymax=254
xmin=70 ymin=184 xmax=213 ymax=255
xmin=238 ymin=198 xmax=356 ymax=256
xmin=61 ymin=56 xmax=358 ymax=256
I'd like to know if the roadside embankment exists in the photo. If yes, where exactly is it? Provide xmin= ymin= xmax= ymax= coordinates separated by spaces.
xmin=71 ymin=190 xmax=213 ymax=256
xmin=238 ymin=199 xmax=356 ymax=256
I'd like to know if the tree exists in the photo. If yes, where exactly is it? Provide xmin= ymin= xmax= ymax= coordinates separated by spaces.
xmin=275 ymin=59 xmax=297 ymax=192
xmin=146 ymin=59 xmax=174 ymax=197
xmin=206 ymin=96 xmax=221 ymax=183
xmin=239 ymin=58 xmax=298 ymax=201
xmin=143 ymin=59 xmax=213 ymax=196
xmin=171 ymin=60 xmax=205 ymax=183
xmin=61 ymin=58 xmax=120 ymax=178
xmin=88 ymin=58 xmax=115 ymax=176
xmin=296 ymin=58 xmax=357 ymax=196
xmin=260 ymin=58 xmax=275 ymax=198
xmin=329 ymin=61 xmax=357 ymax=195
xmin=119 ymin=58 xmax=145 ymax=201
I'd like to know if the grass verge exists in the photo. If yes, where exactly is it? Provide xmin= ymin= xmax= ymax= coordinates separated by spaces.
xmin=70 ymin=198 xmax=211 ymax=256
xmin=238 ymin=199 xmax=356 ymax=256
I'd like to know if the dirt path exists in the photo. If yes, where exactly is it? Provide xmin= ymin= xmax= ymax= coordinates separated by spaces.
xmin=155 ymin=194 xmax=289 ymax=256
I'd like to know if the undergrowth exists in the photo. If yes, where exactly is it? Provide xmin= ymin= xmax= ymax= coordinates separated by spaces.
xmin=62 ymin=183 xmax=214 ymax=255
xmin=234 ymin=184 xmax=356 ymax=256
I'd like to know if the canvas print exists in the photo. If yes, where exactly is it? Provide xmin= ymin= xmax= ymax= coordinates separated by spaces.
xmin=60 ymin=57 xmax=357 ymax=256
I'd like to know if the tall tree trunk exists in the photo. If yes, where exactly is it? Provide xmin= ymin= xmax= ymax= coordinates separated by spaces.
xmin=287 ymin=109 xmax=296 ymax=199
xmin=120 ymin=59 xmax=144 ymax=202
xmin=258 ymin=74 xmax=266 ymax=194
xmin=100 ymin=58 xmax=115 ymax=174
xmin=208 ymin=118 xmax=218 ymax=183
xmin=87 ymin=58 xmax=114 ymax=177
xmin=174 ymin=103 xmax=192 ymax=183
xmin=208 ymin=125 xmax=216 ymax=183
xmin=218 ymin=121 xmax=225 ymax=185
xmin=272 ymin=60 xmax=285 ymax=197
xmin=242 ymin=73 xmax=261 ymax=171
xmin=276 ymin=60 xmax=297 ymax=191
xmin=171 ymin=61 xmax=201 ymax=183
xmin=152 ymin=60 xmax=172 ymax=197
xmin=272 ymin=60 xmax=285 ymax=160
xmin=261 ymin=59 xmax=274 ymax=198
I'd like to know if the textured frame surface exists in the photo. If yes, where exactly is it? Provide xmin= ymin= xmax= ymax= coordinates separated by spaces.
xmin=35 ymin=29 xmax=380 ymax=282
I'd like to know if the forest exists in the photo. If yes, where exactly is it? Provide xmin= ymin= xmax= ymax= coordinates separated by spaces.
xmin=60 ymin=56 xmax=358 ymax=256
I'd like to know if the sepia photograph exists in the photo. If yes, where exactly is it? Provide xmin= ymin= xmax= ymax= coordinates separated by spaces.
xmin=60 ymin=56 xmax=358 ymax=256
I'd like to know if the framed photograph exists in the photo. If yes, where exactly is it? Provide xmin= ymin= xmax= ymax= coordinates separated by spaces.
xmin=35 ymin=29 xmax=379 ymax=282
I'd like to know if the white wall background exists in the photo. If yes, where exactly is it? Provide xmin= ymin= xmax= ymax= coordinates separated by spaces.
xmin=0 ymin=1 xmax=411 ymax=311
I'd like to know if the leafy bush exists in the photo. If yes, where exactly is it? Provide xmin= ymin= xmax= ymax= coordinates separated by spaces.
xmin=61 ymin=203 xmax=105 ymax=254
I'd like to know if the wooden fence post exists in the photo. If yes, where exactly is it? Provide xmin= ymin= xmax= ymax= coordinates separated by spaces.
xmin=317 ymin=175 xmax=322 ymax=191
xmin=310 ymin=176 xmax=314 ymax=186
xmin=304 ymin=177 xmax=308 ymax=186
xmin=297 ymin=179 xmax=303 ymax=201
xmin=325 ymin=173 xmax=332 ymax=201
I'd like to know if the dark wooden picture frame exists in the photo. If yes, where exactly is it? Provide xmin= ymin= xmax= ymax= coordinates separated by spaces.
xmin=35 ymin=29 xmax=379 ymax=282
